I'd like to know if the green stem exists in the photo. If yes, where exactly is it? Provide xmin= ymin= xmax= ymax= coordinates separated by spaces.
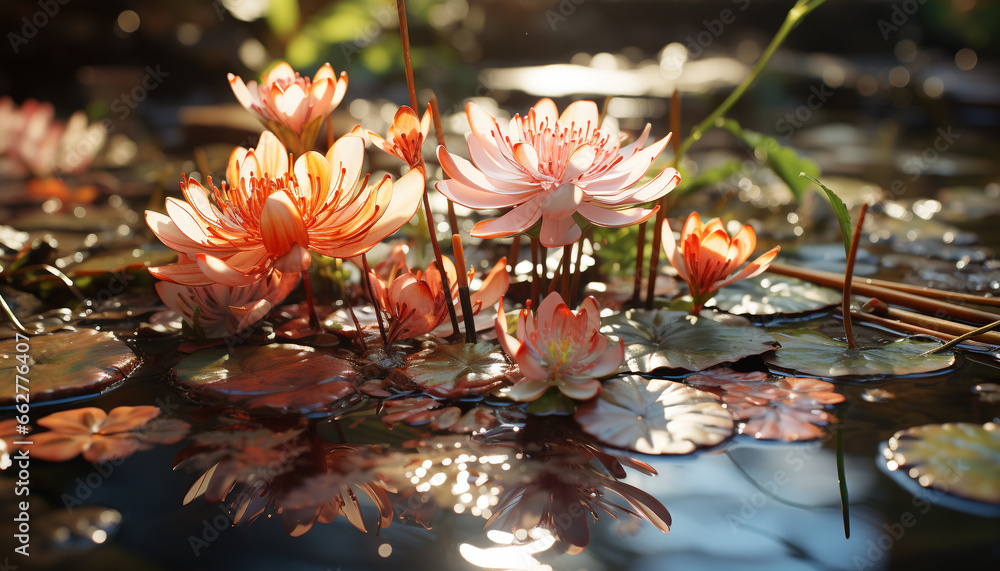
xmin=676 ymin=0 xmax=827 ymax=164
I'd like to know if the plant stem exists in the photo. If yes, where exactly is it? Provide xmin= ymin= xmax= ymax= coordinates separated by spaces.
xmin=452 ymin=234 xmax=477 ymax=343
xmin=560 ymin=244 xmax=572 ymax=301
xmin=675 ymin=0 xmax=827 ymax=164
xmin=508 ymin=234 xmax=521 ymax=274
xmin=862 ymin=298 xmax=1000 ymax=344
xmin=836 ymin=425 xmax=850 ymax=539
xmin=0 ymin=291 xmax=29 ymax=335
xmin=632 ymin=221 xmax=646 ymax=305
xmin=920 ymin=317 xmax=1000 ymax=356
xmin=850 ymin=308 xmax=994 ymax=350
xmin=842 ymin=202 xmax=868 ymax=349
xmin=396 ymin=0 xmax=419 ymax=111
xmin=645 ymin=205 xmax=664 ymax=310
xmin=361 ymin=253 xmax=389 ymax=348
xmin=429 ymin=94 xmax=460 ymax=235
xmin=530 ymin=237 xmax=540 ymax=304
xmin=767 ymin=263 xmax=1000 ymax=324
xmin=301 ymin=270 xmax=320 ymax=331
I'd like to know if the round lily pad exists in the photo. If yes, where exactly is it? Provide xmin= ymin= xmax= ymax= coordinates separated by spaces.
xmin=602 ymin=309 xmax=778 ymax=372
xmin=396 ymin=342 xmax=519 ymax=399
xmin=173 ymin=343 xmax=362 ymax=415
xmin=705 ymin=275 xmax=841 ymax=318
xmin=882 ymin=422 xmax=1000 ymax=513
xmin=765 ymin=330 xmax=955 ymax=379
xmin=0 ymin=329 xmax=139 ymax=406
xmin=574 ymin=375 xmax=734 ymax=454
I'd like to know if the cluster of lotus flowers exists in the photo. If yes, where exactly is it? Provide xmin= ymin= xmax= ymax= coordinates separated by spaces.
xmin=0 ymin=96 xmax=107 ymax=180
xmin=148 ymin=61 xmax=778 ymax=403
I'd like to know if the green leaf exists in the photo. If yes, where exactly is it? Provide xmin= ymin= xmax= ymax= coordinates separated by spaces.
xmin=397 ymin=342 xmax=519 ymax=399
xmin=882 ymin=421 xmax=1000 ymax=514
xmin=704 ymin=274 xmax=841 ymax=318
xmin=717 ymin=118 xmax=820 ymax=202
xmin=602 ymin=309 xmax=778 ymax=372
xmin=801 ymin=174 xmax=854 ymax=258
xmin=675 ymin=159 xmax=743 ymax=198
xmin=765 ymin=329 xmax=955 ymax=379
xmin=574 ymin=375 xmax=733 ymax=454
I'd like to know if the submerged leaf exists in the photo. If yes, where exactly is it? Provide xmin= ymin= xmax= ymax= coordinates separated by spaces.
xmin=688 ymin=369 xmax=844 ymax=441
xmin=602 ymin=309 xmax=777 ymax=372
xmin=765 ymin=329 xmax=955 ymax=379
xmin=574 ymin=375 xmax=734 ymax=454
xmin=0 ymin=329 xmax=140 ymax=406
xmin=882 ymin=422 xmax=1000 ymax=509
xmin=173 ymin=344 xmax=362 ymax=415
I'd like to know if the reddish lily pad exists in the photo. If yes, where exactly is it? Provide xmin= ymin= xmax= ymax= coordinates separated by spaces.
xmin=601 ymin=309 xmax=777 ymax=372
xmin=0 ymin=329 xmax=140 ymax=406
xmin=688 ymin=369 xmax=844 ymax=441
xmin=395 ymin=342 xmax=519 ymax=399
xmin=882 ymin=422 xmax=1000 ymax=510
xmin=173 ymin=343 xmax=362 ymax=416
xmin=380 ymin=396 xmax=498 ymax=433
xmin=765 ymin=329 xmax=955 ymax=379
xmin=574 ymin=375 xmax=734 ymax=454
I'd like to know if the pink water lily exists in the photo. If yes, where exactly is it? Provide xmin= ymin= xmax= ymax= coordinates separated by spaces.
xmin=436 ymin=99 xmax=680 ymax=247
xmin=0 ymin=96 xmax=106 ymax=179
xmin=663 ymin=212 xmax=780 ymax=314
xmin=146 ymin=131 xmax=424 ymax=287
xmin=156 ymin=268 xmax=300 ymax=338
xmin=370 ymin=255 xmax=509 ymax=344
xmin=229 ymin=62 xmax=348 ymax=156
xmin=496 ymin=292 xmax=623 ymax=401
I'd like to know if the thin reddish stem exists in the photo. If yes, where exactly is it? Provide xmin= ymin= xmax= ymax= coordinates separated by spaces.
xmin=301 ymin=270 xmax=320 ymax=331
xmin=843 ymin=202 xmax=869 ymax=349
xmin=396 ymin=0 xmax=419 ymax=111
xmin=429 ymin=95 xmax=460 ymax=236
xmin=632 ymin=221 xmax=646 ymax=305
xmin=361 ymin=253 xmax=389 ymax=348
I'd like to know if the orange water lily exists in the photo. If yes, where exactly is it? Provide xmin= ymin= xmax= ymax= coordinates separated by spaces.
xmin=436 ymin=99 xmax=680 ymax=247
xmin=229 ymin=62 xmax=348 ymax=156
xmin=496 ymin=292 xmax=623 ymax=402
xmin=156 ymin=268 xmax=299 ymax=338
xmin=28 ymin=406 xmax=189 ymax=463
xmin=146 ymin=131 xmax=423 ymax=288
xmin=663 ymin=212 xmax=780 ymax=314
xmin=364 ymin=105 xmax=431 ymax=169
xmin=370 ymin=256 xmax=509 ymax=344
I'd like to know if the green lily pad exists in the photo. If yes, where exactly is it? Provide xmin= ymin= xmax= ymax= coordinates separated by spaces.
xmin=765 ymin=329 xmax=955 ymax=379
xmin=395 ymin=342 xmax=519 ymax=399
xmin=602 ymin=309 xmax=778 ymax=372
xmin=0 ymin=329 xmax=140 ymax=406
xmin=173 ymin=343 xmax=361 ymax=415
xmin=882 ymin=422 xmax=1000 ymax=510
xmin=574 ymin=375 xmax=734 ymax=454
xmin=705 ymin=275 xmax=841 ymax=318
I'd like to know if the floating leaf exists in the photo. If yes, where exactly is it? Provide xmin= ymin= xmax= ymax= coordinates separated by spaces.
xmin=602 ymin=309 xmax=777 ymax=372
xmin=705 ymin=274 xmax=841 ymax=318
xmin=0 ymin=329 xmax=140 ymax=406
xmin=574 ymin=375 xmax=733 ymax=454
xmin=882 ymin=422 xmax=1000 ymax=511
xmin=688 ymin=369 xmax=844 ymax=441
xmin=173 ymin=344 xmax=362 ymax=415
xmin=395 ymin=342 xmax=519 ymax=399
xmin=765 ymin=329 xmax=955 ymax=379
